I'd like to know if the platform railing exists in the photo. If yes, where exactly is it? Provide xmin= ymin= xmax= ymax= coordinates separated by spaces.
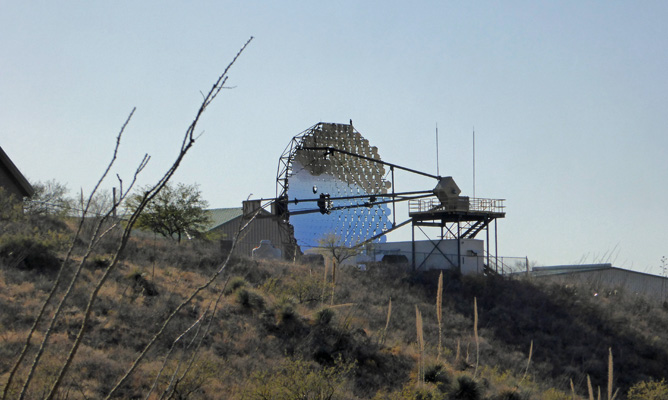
xmin=366 ymin=250 xmax=528 ymax=276
xmin=482 ymin=253 xmax=528 ymax=275
xmin=409 ymin=196 xmax=506 ymax=214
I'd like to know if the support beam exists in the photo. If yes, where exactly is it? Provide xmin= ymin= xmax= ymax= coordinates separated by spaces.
xmin=415 ymin=226 xmax=458 ymax=270
xmin=486 ymin=223 xmax=490 ymax=270
xmin=411 ymin=222 xmax=416 ymax=271
xmin=457 ymin=218 xmax=461 ymax=273
xmin=495 ymin=218 xmax=499 ymax=273
xmin=303 ymin=146 xmax=441 ymax=180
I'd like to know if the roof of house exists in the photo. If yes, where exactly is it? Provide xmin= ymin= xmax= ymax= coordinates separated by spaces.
xmin=532 ymin=263 xmax=668 ymax=280
xmin=205 ymin=205 xmax=275 ymax=231
xmin=0 ymin=145 xmax=34 ymax=197
xmin=532 ymin=263 xmax=613 ymax=276
xmin=205 ymin=207 xmax=244 ymax=230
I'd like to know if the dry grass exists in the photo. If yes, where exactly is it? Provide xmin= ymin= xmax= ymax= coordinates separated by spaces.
xmin=2 ymin=224 xmax=668 ymax=398
xmin=415 ymin=305 xmax=425 ymax=385
xmin=379 ymin=297 xmax=392 ymax=346
xmin=436 ymin=271 xmax=443 ymax=361
xmin=473 ymin=296 xmax=479 ymax=378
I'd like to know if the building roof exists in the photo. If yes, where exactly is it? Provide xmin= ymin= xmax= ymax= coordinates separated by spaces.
xmin=532 ymin=263 xmax=668 ymax=280
xmin=0 ymin=145 xmax=34 ymax=197
xmin=205 ymin=207 xmax=243 ymax=231
xmin=532 ymin=263 xmax=613 ymax=276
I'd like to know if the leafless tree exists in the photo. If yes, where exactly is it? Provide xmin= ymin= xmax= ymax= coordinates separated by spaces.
xmin=2 ymin=37 xmax=253 ymax=400
xmin=317 ymin=233 xmax=362 ymax=265
xmin=23 ymin=179 xmax=75 ymax=217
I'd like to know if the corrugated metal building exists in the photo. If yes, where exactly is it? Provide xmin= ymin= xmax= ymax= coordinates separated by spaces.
xmin=206 ymin=201 xmax=287 ymax=258
xmin=532 ymin=264 xmax=668 ymax=302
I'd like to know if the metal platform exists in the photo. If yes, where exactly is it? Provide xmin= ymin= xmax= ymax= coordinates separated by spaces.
xmin=407 ymin=196 xmax=506 ymax=272
xmin=409 ymin=197 xmax=505 ymax=220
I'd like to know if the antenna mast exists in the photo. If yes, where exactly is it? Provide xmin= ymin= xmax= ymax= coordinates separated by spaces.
xmin=436 ymin=123 xmax=440 ymax=176
xmin=473 ymin=127 xmax=476 ymax=198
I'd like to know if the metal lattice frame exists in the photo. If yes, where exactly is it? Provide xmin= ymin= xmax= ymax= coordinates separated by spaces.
xmin=276 ymin=124 xmax=317 ymax=203
xmin=271 ymin=122 xmax=507 ymax=268
xmin=274 ymin=124 xmax=321 ymax=258
xmin=275 ymin=122 xmax=396 ymax=253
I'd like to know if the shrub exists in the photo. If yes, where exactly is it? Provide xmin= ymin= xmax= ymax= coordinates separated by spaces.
xmin=491 ymin=389 xmax=525 ymax=400
xmin=236 ymin=288 xmax=265 ymax=310
xmin=289 ymin=273 xmax=329 ymax=305
xmin=73 ymin=347 xmax=124 ymax=395
xmin=277 ymin=301 xmax=297 ymax=323
xmin=449 ymin=375 xmax=482 ymax=400
xmin=0 ymin=187 xmax=23 ymax=222
xmin=24 ymin=179 xmax=75 ymax=217
xmin=224 ymin=276 xmax=247 ymax=295
xmin=316 ymin=308 xmax=335 ymax=325
xmin=385 ymin=385 xmax=446 ymax=399
xmin=0 ymin=235 xmax=60 ymax=272
xmin=424 ymin=363 xmax=450 ymax=388
xmin=627 ymin=379 xmax=668 ymax=400
xmin=147 ymin=350 xmax=222 ymax=400
xmin=88 ymin=254 xmax=110 ymax=269
xmin=540 ymin=388 xmax=570 ymax=400
xmin=243 ymin=356 xmax=355 ymax=399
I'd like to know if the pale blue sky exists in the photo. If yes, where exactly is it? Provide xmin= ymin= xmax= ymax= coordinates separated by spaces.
xmin=2 ymin=2 xmax=666 ymax=274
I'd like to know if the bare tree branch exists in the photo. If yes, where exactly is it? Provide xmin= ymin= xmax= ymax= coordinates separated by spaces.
xmin=105 ymin=204 xmax=256 ymax=399
xmin=159 ymin=312 xmax=207 ymax=400
xmin=3 ymin=108 xmax=136 ymax=400
xmin=158 ymin=307 xmax=209 ymax=400
xmin=19 ymin=142 xmax=147 ymax=400
xmin=45 ymin=36 xmax=253 ymax=400
xmin=160 ymin=275 xmax=230 ymax=400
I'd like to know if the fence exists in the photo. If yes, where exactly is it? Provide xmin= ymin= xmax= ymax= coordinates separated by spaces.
xmin=483 ymin=255 xmax=529 ymax=275
xmin=23 ymin=199 xmax=117 ymax=218
xmin=408 ymin=196 xmax=506 ymax=214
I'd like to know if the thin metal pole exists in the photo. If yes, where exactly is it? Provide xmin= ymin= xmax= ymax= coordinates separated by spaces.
xmin=494 ymin=218 xmax=499 ymax=273
xmin=457 ymin=219 xmax=461 ymax=273
xmin=391 ymin=166 xmax=396 ymax=227
xmin=436 ymin=123 xmax=440 ymax=177
xmin=473 ymin=127 xmax=476 ymax=199
xmin=412 ymin=221 xmax=416 ymax=271
xmin=486 ymin=219 xmax=490 ymax=271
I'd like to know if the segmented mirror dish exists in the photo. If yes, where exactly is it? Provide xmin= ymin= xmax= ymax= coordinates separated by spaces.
xmin=279 ymin=123 xmax=392 ymax=251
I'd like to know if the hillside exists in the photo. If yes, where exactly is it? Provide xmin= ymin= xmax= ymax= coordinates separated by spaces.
xmin=1 ymin=213 xmax=668 ymax=399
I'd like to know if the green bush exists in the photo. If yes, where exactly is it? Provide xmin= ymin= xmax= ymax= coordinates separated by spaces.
xmin=627 ymin=379 xmax=668 ymax=400
xmin=243 ymin=356 xmax=354 ymax=400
